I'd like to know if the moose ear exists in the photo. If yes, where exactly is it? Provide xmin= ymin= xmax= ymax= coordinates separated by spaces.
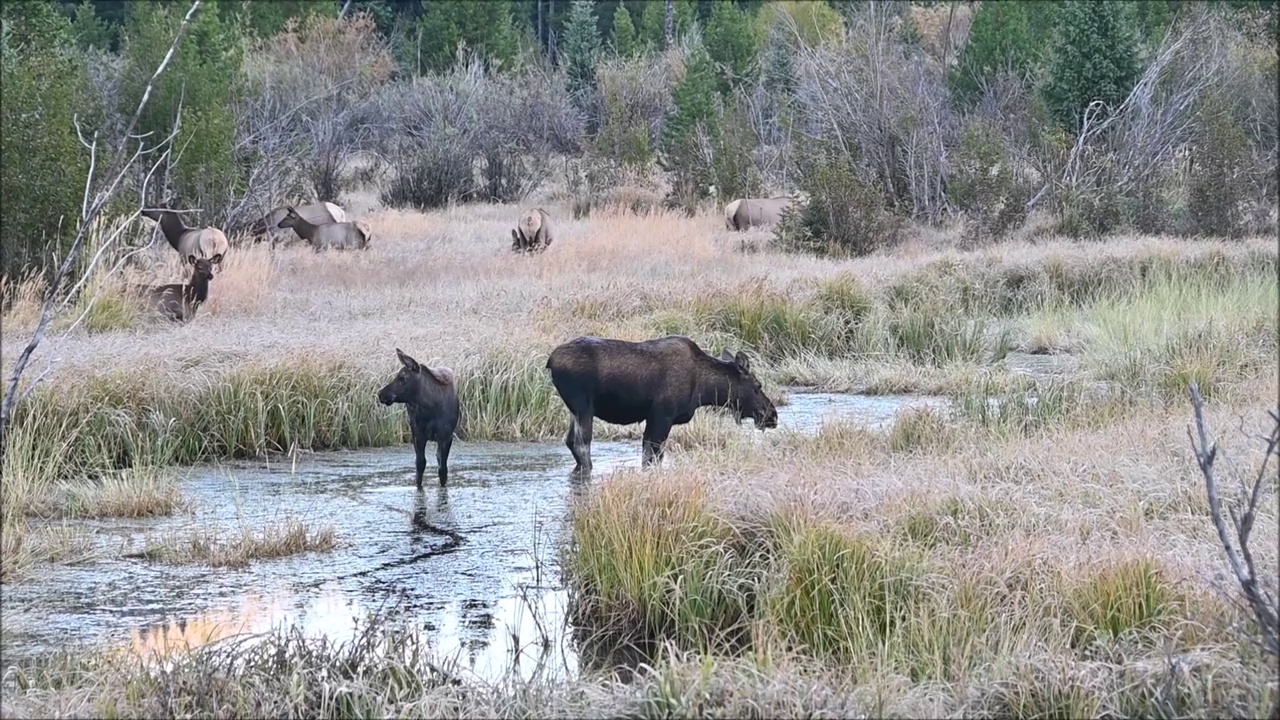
xmin=395 ymin=348 xmax=420 ymax=372
xmin=734 ymin=351 xmax=752 ymax=374
xmin=720 ymin=349 xmax=735 ymax=363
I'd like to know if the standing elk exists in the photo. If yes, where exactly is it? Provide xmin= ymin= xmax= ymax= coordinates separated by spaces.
xmin=141 ymin=208 xmax=229 ymax=270
xmin=277 ymin=206 xmax=372 ymax=251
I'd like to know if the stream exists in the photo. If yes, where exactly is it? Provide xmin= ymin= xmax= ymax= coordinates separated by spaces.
xmin=0 ymin=392 xmax=949 ymax=683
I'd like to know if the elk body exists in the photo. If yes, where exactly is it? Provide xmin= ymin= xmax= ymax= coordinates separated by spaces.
xmin=143 ymin=254 xmax=220 ymax=322
xmin=546 ymin=335 xmax=779 ymax=472
xmin=142 ymin=208 xmax=230 ymax=268
xmin=724 ymin=197 xmax=797 ymax=231
xmin=377 ymin=349 xmax=461 ymax=489
xmin=277 ymin=206 xmax=371 ymax=251
xmin=511 ymin=208 xmax=553 ymax=253
xmin=248 ymin=202 xmax=347 ymax=244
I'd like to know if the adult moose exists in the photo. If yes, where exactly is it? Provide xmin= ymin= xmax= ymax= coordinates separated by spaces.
xmin=141 ymin=253 xmax=220 ymax=322
xmin=547 ymin=335 xmax=779 ymax=473
xmin=377 ymin=348 xmax=460 ymax=489
xmin=141 ymin=208 xmax=230 ymax=269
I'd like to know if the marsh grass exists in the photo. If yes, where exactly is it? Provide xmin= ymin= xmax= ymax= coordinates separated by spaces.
xmin=132 ymin=516 xmax=337 ymax=568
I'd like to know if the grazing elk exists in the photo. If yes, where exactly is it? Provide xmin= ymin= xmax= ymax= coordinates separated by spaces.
xmin=511 ymin=208 xmax=553 ymax=253
xmin=277 ymin=206 xmax=372 ymax=251
xmin=724 ymin=197 xmax=797 ymax=231
xmin=546 ymin=335 xmax=779 ymax=472
xmin=141 ymin=208 xmax=230 ymax=269
xmin=143 ymin=253 xmax=220 ymax=322
xmin=377 ymin=348 xmax=461 ymax=489
xmin=247 ymin=202 xmax=348 ymax=244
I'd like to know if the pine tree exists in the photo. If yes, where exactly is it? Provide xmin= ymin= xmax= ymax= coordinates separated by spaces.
xmin=417 ymin=0 xmax=518 ymax=71
xmin=663 ymin=45 xmax=719 ymax=155
xmin=1042 ymin=0 xmax=1140 ymax=132
xmin=561 ymin=0 xmax=601 ymax=109
xmin=611 ymin=3 xmax=636 ymax=57
xmin=948 ymin=1 xmax=1043 ymax=109
xmin=704 ymin=0 xmax=757 ymax=94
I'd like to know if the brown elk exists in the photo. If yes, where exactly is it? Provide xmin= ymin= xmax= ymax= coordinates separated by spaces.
xmin=277 ymin=206 xmax=371 ymax=251
xmin=724 ymin=197 xmax=798 ymax=231
xmin=547 ymin=335 xmax=778 ymax=473
xmin=142 ymin=253 xmax=220 ymax=322
xmin=511 ymin=208 xmax=553 ymax=253
xmin=141 ymin=208 xmax=230 ymax=270
xmin=247 ymin=202 xmax=348 ymax=244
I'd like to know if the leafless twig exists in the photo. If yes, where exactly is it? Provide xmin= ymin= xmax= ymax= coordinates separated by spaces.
xmin=1186 ymin=380 xmax=1279 ymax=661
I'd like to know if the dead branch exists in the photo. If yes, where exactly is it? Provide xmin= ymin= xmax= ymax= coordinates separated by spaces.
xmin=1186 ymin=380 xmax=1280 ymax=660
xmin=0 ymin=0 xmax=202 ymax=458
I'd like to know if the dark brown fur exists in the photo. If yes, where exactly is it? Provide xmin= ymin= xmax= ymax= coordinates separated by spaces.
xmin=546 ymin=335 xmax=778 ymax=472
xmin=377 ymin=349 xmax=461 ymax=489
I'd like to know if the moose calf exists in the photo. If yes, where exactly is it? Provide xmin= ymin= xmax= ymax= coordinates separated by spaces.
xmin=378 ymin=348 xmax=460 ymax=489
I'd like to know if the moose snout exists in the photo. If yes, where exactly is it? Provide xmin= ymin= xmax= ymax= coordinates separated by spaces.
xmin=758 ymin=408 xmax=779 ymax=430
xmin=377 ymin=388 xmax=394 ymax=406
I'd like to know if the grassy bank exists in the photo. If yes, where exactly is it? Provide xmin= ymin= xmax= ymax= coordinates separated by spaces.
xmin=561 ymin=379 xmax=1278 ymax=717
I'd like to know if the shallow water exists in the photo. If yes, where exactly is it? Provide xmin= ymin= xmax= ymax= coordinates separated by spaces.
xmin=1 ymin=392 xmax=947 ymax=683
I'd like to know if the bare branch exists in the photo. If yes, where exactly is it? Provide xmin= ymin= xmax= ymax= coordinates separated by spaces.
xmin=1187 ymin=380 xmax=1280 ymax=659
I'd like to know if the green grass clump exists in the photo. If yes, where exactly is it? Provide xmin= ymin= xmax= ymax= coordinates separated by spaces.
xmin=888 ymin=406 xmax=956 ymax=454
xmin=569 ymin=477 xmax=755 ymax=651
xmin=457 ymin=350 xmax=565 ymax=441
xmin=1065 ymin=556 xmax=1185 ymax=648
xmin=762 ymin=517 xmax=922 ymax=663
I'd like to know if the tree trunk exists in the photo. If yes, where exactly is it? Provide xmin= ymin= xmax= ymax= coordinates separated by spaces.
xmin=537 ymin=0 xmax=544 ymax=51
xmin=664 ymin=0 xmax=674 ymax=50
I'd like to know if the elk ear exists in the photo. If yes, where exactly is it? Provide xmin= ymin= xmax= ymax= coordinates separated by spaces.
xmin=210 ymin=253 xmax=223 ymax=265
xmin=733 ymin=351 xmax=752 ymax=374
xmin=511 ymin=229 xmax=520 ymax=243
xmin=188 ymin=254 xmax=198 ymax=266
xmin=395 ymin=348 xmax=420 ymax=372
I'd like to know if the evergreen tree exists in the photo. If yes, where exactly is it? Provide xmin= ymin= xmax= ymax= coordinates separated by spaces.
xmin=663 ymin=44 xmax=718 ymax=155
xmin=1042 ymin=0 xmax=1139 ymax=132
xmin=704 ymin=0 xmax=757 ymax=94
xmin=610 ymin=2 xmax=635 ymax=56
xmin=561 ymin=0 xmax=600 ymax=108
xmin=69 ymin=0 xmax=114 ymax=50
xmin=948 ymin=1 xmax=1042 ymax=109
xmin=640 ymin=0 xmax=693 ymax=50
xmin=416 ymin=0 xmax=518 ymax=71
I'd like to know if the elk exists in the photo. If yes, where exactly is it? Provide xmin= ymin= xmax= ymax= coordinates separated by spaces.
xmin=277 ymin=206 xmax=371 ymax=251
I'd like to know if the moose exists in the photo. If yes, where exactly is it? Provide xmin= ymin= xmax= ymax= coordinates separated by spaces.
xmin=141 ymin=208 xmax=230 ymax=269
xmin=141 ymin=253 xmax=221 ymax=322
xmin=377 ymin=348 xmax=461 ymax=489
xmin=511 ymin=208 xmax=553 ymax=253
xmin=277 ymin=206 xmax=372 ymax=251
xmin=723 ymin=197 xmax=797 ymax=231
xmin=546 ymin=335 xmax=779 ymax=473
xmin=246 ymin=202 xmax=347 ymax=244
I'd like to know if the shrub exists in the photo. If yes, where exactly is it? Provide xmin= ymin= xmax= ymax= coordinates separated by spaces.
xmin=0 ymin=3 xmax=93 ymax=279
xmin=1187 ymin=91 xmax=1249 ymax=238
xmin=949 ymin=118 xmax=1031 ymax=245
xmin=775 ymin=149 xmax=903 ymax=257
xmin=594 ymin=53 xmax=678 ymax=167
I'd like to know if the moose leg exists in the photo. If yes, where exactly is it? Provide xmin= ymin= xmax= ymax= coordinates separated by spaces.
xmin=412 ymin=428 xmax=428 ymax=491
xmin=641 ymin=418 xmax=673 ymax=468
xmin=436 ymin=436 xmax=453 ymax=487
xmin=571 ymin=412 xmax=594 ymax=472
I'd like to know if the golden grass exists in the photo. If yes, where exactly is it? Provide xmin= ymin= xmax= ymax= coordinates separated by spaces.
xmin=129 ymin=516 xmax=337 ymax=569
